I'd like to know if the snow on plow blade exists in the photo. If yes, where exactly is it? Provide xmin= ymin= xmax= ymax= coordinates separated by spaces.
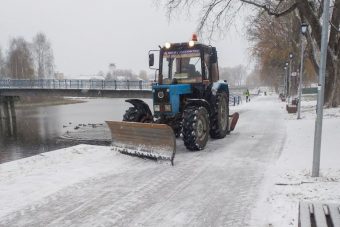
xmin=105 ymin=121 xmax=176 ymax=165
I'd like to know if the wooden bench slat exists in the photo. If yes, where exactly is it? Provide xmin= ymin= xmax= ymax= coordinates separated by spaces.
xmin=299 ymin=202 xmax=312 ymax=227
xmin=313 ymin=203 xmax=328 ymax=227
xmin=328 ymin=204 xmax=340 ymax=227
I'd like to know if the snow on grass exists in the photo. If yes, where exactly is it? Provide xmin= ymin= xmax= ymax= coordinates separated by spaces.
xmin=250 ymin=96 xmax=340 ymax=227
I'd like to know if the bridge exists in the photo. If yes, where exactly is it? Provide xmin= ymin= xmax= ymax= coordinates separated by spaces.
xmin=0 ymin=79 xmax=152 ymax=98
xmin=0 ymin=79 xmax=152 ymax=136
xmin=0 ymin=79 xmax=243 ymax=137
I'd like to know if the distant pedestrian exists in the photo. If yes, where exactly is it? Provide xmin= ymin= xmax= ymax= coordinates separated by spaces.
xmin=245 ymin=89 xmax=250 ymax=102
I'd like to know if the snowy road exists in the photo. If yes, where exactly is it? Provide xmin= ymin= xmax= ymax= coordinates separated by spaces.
xmin=0 ymin=95 xmax=286 ymax=226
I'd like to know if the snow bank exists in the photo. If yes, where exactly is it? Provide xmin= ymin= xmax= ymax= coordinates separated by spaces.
xmin=250 ymin=98 xmax=340 ymax=226
xmin=0 ymin=145 xmax=139 ymax=219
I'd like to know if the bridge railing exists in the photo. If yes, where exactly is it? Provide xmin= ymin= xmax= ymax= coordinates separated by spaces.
xmin=0 ymin=79 xmax=152 ymax=90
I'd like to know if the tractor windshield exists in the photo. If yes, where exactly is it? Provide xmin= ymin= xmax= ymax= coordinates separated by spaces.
xmin=162 ymin=49 xmax=202 ymax=84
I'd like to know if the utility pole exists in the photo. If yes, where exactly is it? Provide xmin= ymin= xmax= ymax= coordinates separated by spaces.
xmin=312 ymin=0 xmax=331 ymax=177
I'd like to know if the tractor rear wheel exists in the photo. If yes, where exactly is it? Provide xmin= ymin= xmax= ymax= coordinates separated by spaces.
xmin=123 ymin=107 xmax=151 ymax=123
xmin=210 ymin=92 xmax=229 ymax=139
xmin=182 ymin=106 xmax=210 ymax=151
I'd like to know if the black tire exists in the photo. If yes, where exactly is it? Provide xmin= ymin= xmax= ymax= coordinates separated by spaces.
xmin=182 ymin=106 xmax=210 ymax=151
xmin=123 ymin=107 xmax=151 ymax=122
xmin=210 ymin=92 xmax=229 ymax=139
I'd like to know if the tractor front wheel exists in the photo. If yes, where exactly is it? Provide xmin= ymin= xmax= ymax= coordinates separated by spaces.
xmin=210 ymin=92 xmax=229 ymax=139
xmin=182 ymin=106 xmax=210 ymax=151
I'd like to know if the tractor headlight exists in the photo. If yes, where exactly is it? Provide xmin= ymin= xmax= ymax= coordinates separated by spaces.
xmin=165 ymin=42 xmax=171 ymax=49
xmin=158 ymin=91 xmax=164 ymax=99
xmin=189 ymin=40 xmax=195 ymax=47
xmin=154 ymin=105 xmax=160 ymax=111
xmin=164 ymin=104 xmax=172 ymax=112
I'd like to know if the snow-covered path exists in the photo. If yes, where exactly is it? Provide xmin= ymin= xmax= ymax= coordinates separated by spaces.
xmin=0 ymin=96 xmax=286 ymax=226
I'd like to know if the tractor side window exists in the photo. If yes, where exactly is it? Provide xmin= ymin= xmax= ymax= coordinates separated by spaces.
xmin=204 ymin=54 xmax=210 ymax=80
xmin=162 ymin=57 xmax=173 ymax=84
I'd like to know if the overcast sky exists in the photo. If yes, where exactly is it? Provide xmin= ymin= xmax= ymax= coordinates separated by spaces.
xmin=0 ymin=0 xmax=251 ymax=78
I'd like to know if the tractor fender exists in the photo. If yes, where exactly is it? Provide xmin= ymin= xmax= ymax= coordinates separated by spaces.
xmin=211 ymin=80 xmax=229 ymax=96
xmin=125 ymin=99 xmax=153 ymax=117
xmin=184 ymin=99 xmax=211 ymax=114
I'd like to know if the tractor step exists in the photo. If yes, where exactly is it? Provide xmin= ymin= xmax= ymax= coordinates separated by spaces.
xmin=106 ymin=121 xmax=176 ymax=165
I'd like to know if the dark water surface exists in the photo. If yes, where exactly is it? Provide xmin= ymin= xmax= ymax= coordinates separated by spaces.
xmin=0 ymin=98 xmax=151 ymax=163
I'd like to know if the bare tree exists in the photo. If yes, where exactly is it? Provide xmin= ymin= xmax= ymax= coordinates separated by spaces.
xmin=0 ymin=47 xmax=6 ymax=78
xmin=247 ymin=11 xmax=317 ymax=90
xmin=32 ymin=33 xmax=54 ymax=79
xmin=7 ymin=37 xmax=35 ymax=79
xmin=138 ymin=70 xmax=148 ymax=80
xmin=163 ymin=0 xmax=340 ymax=107
xmin=220 ymin=64 xmax=247 ymax=86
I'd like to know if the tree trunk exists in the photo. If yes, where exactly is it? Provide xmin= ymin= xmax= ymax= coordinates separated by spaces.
xmin=329 ymin=58 xmax=340 ymax=107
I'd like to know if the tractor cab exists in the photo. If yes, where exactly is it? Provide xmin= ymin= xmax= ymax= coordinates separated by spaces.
xmin=148 ymin=36 xmax=221 ymax=116
xmin=149 ymin=36 xmax=219 ymax=85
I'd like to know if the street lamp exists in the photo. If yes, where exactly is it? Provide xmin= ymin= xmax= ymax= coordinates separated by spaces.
xmin=301 ymin=23 xmax=308 ymax=34
xmin=297 ymin=23 xmax=308 ymax=119
xmin=289 ymin=52 xmax=293 ymax=59
xmin=283 ymin=66 xmax=288 ymax=97
xmin=288 ymin=53 xmax=293 ymax=102
xmin=285 ymin=62 xmax=289 ymax=97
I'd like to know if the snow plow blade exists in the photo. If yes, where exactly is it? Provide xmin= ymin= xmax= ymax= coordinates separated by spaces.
xmin=105 ymin=121 xmax=176 ymax=165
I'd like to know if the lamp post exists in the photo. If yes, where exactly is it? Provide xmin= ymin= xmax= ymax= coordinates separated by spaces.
xmin=288 ymin=53 xmax=293 ymax=103
xmin=313 ymin=0 xmax=331 ymax=177
xmin=285 ymin=62 xmax=289 ymax=98
xmin=283 ymin=66 xmax=287 ymax=97
xmin=297 ymin=23 xmax=308 ymax=119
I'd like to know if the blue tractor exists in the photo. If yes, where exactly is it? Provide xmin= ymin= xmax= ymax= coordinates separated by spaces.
xmin=106 ymin=37 xmax=238 ymax=163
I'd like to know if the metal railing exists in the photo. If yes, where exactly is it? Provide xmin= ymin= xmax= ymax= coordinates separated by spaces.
xmin=0 ymin=79 xmax=152 ymax=90
xmin=0 ymin=79 xmax=242 ymax=105
xmin=230 ymin=94 xmax=242 ymax=106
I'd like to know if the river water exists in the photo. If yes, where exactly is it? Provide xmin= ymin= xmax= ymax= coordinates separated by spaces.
xmin=0 ymin=98 xmax=152 ymax=164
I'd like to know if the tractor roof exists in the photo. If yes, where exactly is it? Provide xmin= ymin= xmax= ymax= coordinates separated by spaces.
xmin=161 ymin=42 xmax=213 ymax=52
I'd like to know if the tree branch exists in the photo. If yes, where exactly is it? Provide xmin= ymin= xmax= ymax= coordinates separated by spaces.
xmin=239 ymin=0 xmax=298 ymax=17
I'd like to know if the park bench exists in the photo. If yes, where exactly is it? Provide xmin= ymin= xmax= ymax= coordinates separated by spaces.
xmin=299 ymin=202 xmax=340 ymax=227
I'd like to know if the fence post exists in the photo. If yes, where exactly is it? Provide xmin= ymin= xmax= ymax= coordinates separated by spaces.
xmin=139 ymin=80 xmax=142 ymax=90
xmin=127 ymin=80 xmax=130 ymax=90
xmin=233 ymin=97 xmax=236 ymax=106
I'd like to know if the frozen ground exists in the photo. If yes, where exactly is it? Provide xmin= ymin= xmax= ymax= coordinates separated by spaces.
xmin=0 ymin=94 xmax=339 ymax=226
